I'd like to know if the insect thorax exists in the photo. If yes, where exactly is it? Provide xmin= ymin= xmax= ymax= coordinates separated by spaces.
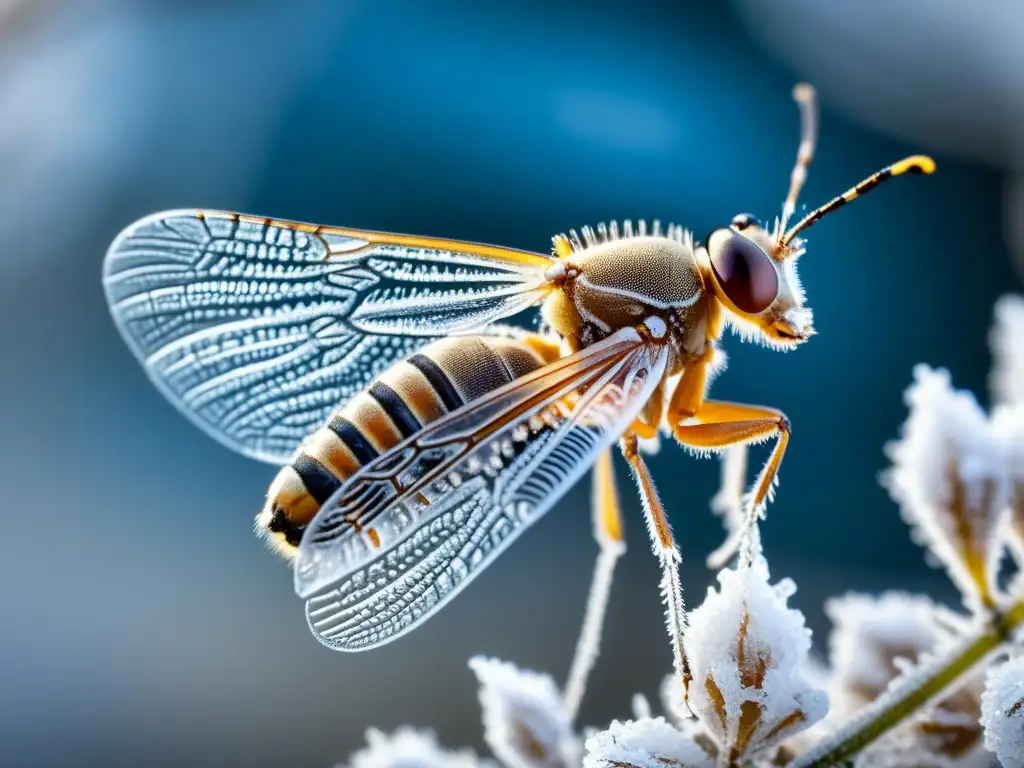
xmin=542 ymin=228 xmax=710 ymax=365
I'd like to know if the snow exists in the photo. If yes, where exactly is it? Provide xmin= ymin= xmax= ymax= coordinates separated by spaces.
xmin=348 ymin=727 xmax=489 ymax=768
xmin=825 ymin=591 xmax=948 ymax=713
xmin=469 ymin=657 xmax=578 ymax=768
xmin=882 ymin=365 xmax=1010 ymax=609
xmin=583 ymin=718 xmax=714 ymax=768
xmin=982 ymin=657 xmax=1024 ymax=768
xmin=683 ymin=565 xmax=828 ymax=761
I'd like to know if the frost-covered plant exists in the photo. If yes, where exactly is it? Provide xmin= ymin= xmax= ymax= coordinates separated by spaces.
xmin=337 ymin=296 xmax=1024 ymax=768
xmin=982 ymin=657 xmax=1024 ymax=768
xmin=684 ymin=564 xmax=828 ymax=763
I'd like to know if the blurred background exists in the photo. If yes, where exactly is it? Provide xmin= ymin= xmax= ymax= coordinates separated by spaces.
xmin=1 ymin=1 xmax=1019 ymax=766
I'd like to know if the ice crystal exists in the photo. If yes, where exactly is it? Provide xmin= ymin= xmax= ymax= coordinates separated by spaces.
xmin=982 ymin=656 xmax=1024 ymax=768
xmin=469 ymin=657 xmax=578 ymax=768
xmin=347 ymin=727 xmax=489 ymax=768
xmin=582 ymin=717 xmax=714 ymax=768
xmin=883 ymin=365 xmax=1010 ymax=610
xmin=684 ymin=565 xmax=828 ymax=763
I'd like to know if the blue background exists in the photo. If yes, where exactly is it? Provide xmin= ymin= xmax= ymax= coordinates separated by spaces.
xmin=0 ymin=1 xmax=1016 ymax=766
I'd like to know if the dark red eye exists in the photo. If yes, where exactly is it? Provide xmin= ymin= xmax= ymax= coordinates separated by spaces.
xmin=706 ymin=229 xmax=779 ymax=314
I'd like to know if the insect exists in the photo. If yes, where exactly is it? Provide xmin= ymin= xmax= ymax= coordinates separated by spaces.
xmin=103 ymin=84 xmax=933 ymax=663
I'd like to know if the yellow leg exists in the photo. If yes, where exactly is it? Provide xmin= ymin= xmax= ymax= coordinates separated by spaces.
xmin=666 ymin=347 xmax=713 ymax=427
xmin=672 ymin=400 xmax=791 ymax=565
xmin=620 ymin=432 xmax=691 ymax=702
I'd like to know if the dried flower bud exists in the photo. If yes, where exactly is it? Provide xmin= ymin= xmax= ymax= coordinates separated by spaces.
xmin=989 ymin=294 xmax=1024 ymax=408
xmin=883 ymin=365 xmax=1010 ymax=610
xmin=583 ymin=718 xmax=714 ymax=768
xmin=469 ymin=657 xmax=577 ymax=768
xmin=825 ymin=592 xmax=989 ymax=763
xmin=982 ymin=657 xmax=1024 ymax=768
xmin=914 ymin=673 xmax=986 ymax=762
xmin=825 ymin=592 xmax=948 ymax=714
xmin=684 ymin=566 xmax=828 ymax=763
xmin=347 ymin=727 xmax=489 ymax=768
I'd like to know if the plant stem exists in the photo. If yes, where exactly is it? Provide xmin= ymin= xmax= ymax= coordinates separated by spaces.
xmin=791 ymin=596 xmax=1024 ymax=767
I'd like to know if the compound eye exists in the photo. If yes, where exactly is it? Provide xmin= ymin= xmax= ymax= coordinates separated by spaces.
xmin=706 ymin=229 xmax=779 ymax=314
xmin=730 ymin=213 xmax=761 ymax=231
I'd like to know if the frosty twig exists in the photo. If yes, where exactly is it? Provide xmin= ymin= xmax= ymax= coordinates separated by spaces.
xmin=794 ymin=596 xmax=1024 ymax=767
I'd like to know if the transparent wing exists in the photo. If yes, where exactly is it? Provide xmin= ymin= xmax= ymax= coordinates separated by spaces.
xmin=103 ymin=210 xmax=553 ymax=463
xmin=295 ymin=328 xmax=668 ymax=651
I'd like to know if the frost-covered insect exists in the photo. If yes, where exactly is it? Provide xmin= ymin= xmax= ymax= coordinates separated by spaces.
xmin=103 ymin=84 xmax=933 ymax=652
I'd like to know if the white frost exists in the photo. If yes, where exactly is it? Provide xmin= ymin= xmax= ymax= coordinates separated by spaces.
xmin=882 ymin=365 xmax=1010 ymax=609
xmin=982 ymin=657 xmax=1024 ymax=768
xmin=659 ymin=672 xmax=691 ymax=727
xmin=469 ymin=656 xmax=578 ymax=768
xmin=684 ymin=566 xmax=828 ymax=762
xmin=583 ymin=718 xmax=714 ymax=768
xmin=825 ymin=591 xmax=948 ymax=714
xmin=347 ymin=727 xmax=488 ymax=768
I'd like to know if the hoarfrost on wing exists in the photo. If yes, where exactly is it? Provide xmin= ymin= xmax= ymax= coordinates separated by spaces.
xmin=882 ymin=365 xmax=1009 ymax=610
xmin=347 ymin=727 xmax=488 ymax=768
xmin=469 ymin=656 xmax=578 ymax=768
xmin=582 ymin=718 xmax=714 ymax=768
xmin=684 ymin=566 xmax=828 ymax=763
xmin=982 ymin=657 xmax=1024 ymax=768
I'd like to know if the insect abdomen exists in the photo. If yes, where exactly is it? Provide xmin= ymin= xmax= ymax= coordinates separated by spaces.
xmin=257 ymin=334 xmax=560 ymax=558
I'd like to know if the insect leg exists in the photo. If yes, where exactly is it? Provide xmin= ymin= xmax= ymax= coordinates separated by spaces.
xmin=671 ymin=401 xmax=791 ymax=565
xmin=665 ymin=347 xmax=713 ymax=427
xmin=629 ymin=378 xmax=665 ymax=440
xmin=706 ymin=444 xmax=750 ymax=568
xmin=563 ymin=449 xmax=626 ymax=722
xmin=620 ymin=432 xmax=691 ymax=703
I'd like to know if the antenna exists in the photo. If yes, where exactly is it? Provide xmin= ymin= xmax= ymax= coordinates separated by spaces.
xmin=780 ymin=155 xmax=936 ymax=248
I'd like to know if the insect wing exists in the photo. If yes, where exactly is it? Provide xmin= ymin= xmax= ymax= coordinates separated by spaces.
xmin=295 ymin=328 xmax=668 ymax=651
xmin=103 ymin=210 xmax=552 ymax=463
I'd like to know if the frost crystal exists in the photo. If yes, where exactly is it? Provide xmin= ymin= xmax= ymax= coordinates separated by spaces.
xmin=469 ymin=657 xmax=578 ymax=768
xmin=684 ymin=566 xmax=828 ymax=763
xmin=825 ymin=592 xmax=948 ymax=714
xmin=347 ymin=727 xmax=488 ymax=768
xmin=582 ymin=718 xmax=714 ymax=768
xmin=982 ymin=657 xmax=1024 ymax=768
xmin=882 ymin=365 xmax=1010 ymax=610
xmin=659 ymin=671 xmax=691 ymax=728
xmin=990 ymin=295 xmax=1024 ymax=408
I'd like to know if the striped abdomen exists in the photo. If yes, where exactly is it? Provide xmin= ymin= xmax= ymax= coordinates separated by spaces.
xmin=257 ymin=333 xmax=561 ymax=558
